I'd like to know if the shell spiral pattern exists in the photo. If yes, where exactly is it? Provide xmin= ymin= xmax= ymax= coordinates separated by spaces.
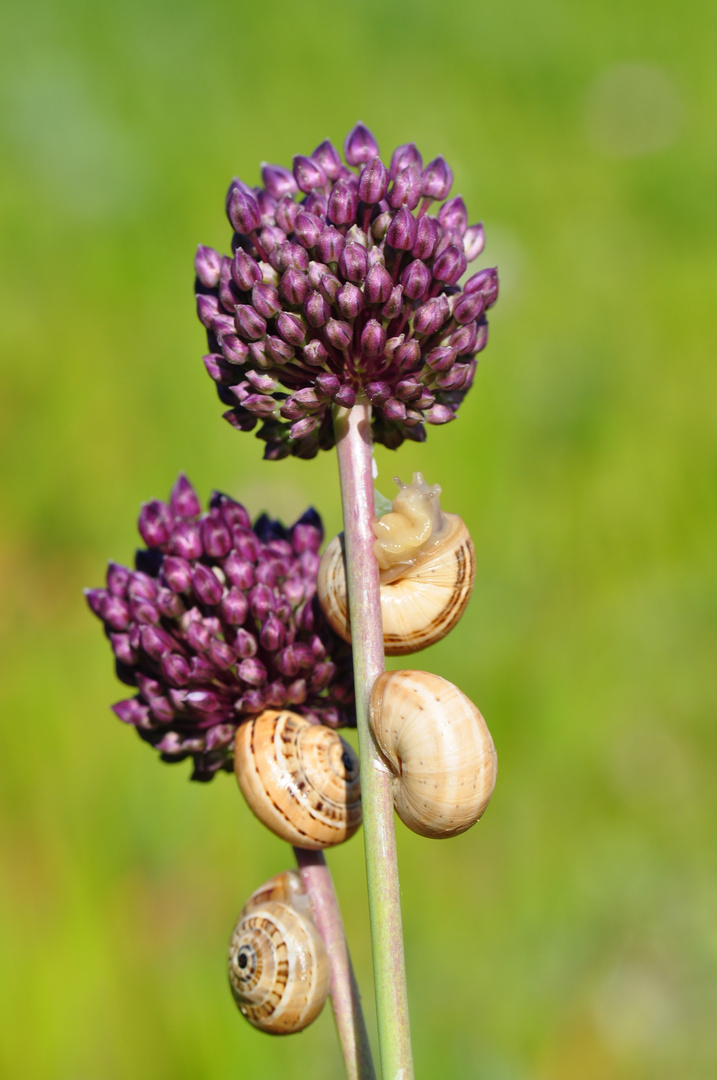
xmin=234 ymin=709 xmax=362 ymax=849
xmin=228 ymin=870 xmax=329 ymax=1034
xmin=369 ymin=669 xmax=497 ymax=838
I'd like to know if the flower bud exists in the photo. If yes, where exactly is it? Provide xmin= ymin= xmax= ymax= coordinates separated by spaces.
xmin=275 ymin=311 xmax=307 ymax=346
xmin=395 ymin=339 xmax=422 ymax=371
xmin=463 ymin=266 xmax=499 ymax=308
xmin=424 ymin=345 xmax=456 ymax=371
xmin=251 ymin=282 xmax=281 ymax=319
xmin=227 ymin=186 xmax=261 ymax=234
xmin=221 ymin=335 xmax=250 ymax=365
xmin=223 ymin=553 xmax=254 ymax=590
xmin=364 ymin=263 xmax=393 ymax=304
xmin=421 ymin=156 xmax=453 ymax=200
xmin=194 ymin=245 xmax=222 ymax=289
xmin=412 ymin=215 xmax=440 ymax=260
xmin=389 ymin=142 xmax=423 ymax=177
xmin=328 ymin=179 xmax=358 ymax=225
xmin=293 ymin=154 xmax=326 ymax=193
xmin=304 ymin=290 xmax=331 ymax=327
xmin=450 ymin=322 xmax=478 ymax=355
xmin=334 ymin=383 xmax=356 ymax=407
xmin=438 ymin=195 xmax=468 ymax=234
xmin=453 ymin=291 xmax=486 ymax=324
xmin=249 ymin=583 xmax=274 ymax=620
xmin=261 ymin=162 xmax=297 ymax=199
xmin=360 ymin=319 xmax=387 ymax=358
xmin=344 ymin=122 xmax=379 ymax=166
xmin=366 ymin=381 xmax=391 ymax=405
xmin=170 ymin=474 xmax=202 ymax=519
xmin=383 ymin=397 xmax=407 ymax=421
xmin=463 ymin=223 xmax=485 ymax=261
xmin=311 ymin=139 xmax=342 ymax=180
xmin=242 ymin=394 xmax=278 ymax=417
xmin=196 ymin=293 xmax=219 ymax=329
xmin=234 ymin=304 xmax=267 ymax=341
xmin=260 ymin=615 xmax=285 ymax=651
xmin=294 ymin=211 xmax=323 ymax=249
xmin=414 ymin=297 xmax=448 ymax=336
xmin=425 ymin=403 xmax=455 ymax=424
xmin=386 ymin=207 xmax=418 ymax=251
xmin=280 ymin=268 xmax=309 ymax=305
xmin=382 ymin=286 xmax=404 ymax=320
xmin=358 ymin=156 xmax=389 ymax=203
xmin=401 ymin=259 xmax=431 ymax=300
xmin=265 ymin=335 xmax=295 ymax=363
xmin=102 ymin=594 xmax=131 ymax=631
xmin=277 ymin=242 xmax=310 ymax=272
xmin=317 ymin=227 xmax=345 ymax=263
xmin=138 ymin=501 xmax=172 ymax=548
xmin=433 ymin=244 xmax=467 ymax=285
xmin=290 ymin=416 xmax=318 ymax=440
xmin=275 ymin=194 xmax=300 ymax=233
xmin=162 ymin=556 xmax=193 ymax=593
xmin=337 ymin=283 xmax=364 ymax=319
xmin=192 ymin=563 xmax=224 ymax=606
xmin=338 ymin=242 xmax=368 ymax=283
xmin=395 ymin=378 xmax=423 ymax=402
xmin=200 ymin=514 xmax=232 ymax=558
xmin=388 ymin=165 xmax=422 ymax=210
xmin=302 ymin=339 xmax=329 ymax=366
xmin=326 ymin=318 xmax=353 ymax=351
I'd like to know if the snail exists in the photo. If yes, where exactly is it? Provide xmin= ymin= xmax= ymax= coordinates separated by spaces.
xmin=369 ymin=669 xmax=497 ymax=839
xmin=228 ymin=869 xmax=329 ymax=1034
xmin=318 ymin=472 xmax=475 ymax=655
xmin=234 ymin=709 xmax=362 ymax=850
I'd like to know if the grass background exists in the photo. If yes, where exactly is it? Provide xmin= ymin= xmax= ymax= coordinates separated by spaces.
xmin=1 ymin=0 xmax=715 ymax=1076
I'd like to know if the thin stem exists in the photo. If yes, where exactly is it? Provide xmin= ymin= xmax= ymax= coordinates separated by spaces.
xmin=294 ymin=848 xmax=376 ymax=1080
xmin=333 ymin=399 xmax=414 ymax=1080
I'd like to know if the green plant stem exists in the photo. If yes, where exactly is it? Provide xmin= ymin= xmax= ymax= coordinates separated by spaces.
xmin=294 ymin=848 xmax=376 ymax=1080
xmin=333 ymin=399 xmax=414 ymax=1080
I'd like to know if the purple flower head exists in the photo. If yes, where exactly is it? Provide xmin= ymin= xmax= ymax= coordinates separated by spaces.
xmin=195 ymin=125 xmax=498 ymax=458
xmin=86 ymin=476 xmax=354 ymax=781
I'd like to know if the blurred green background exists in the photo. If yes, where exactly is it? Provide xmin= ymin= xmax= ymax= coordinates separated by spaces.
xmin=1 ymin=0 xmax=715 ymax=1076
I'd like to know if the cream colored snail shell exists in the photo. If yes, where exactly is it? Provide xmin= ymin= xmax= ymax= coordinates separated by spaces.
xmin=318 ymin=472 xmax=475 ymax=656
xmin=234 ymin=709 xmax=362 ymax=850
xmin=369 ymin=669 xmax=497 ymax=839
xmin=228 ymin=869 xmax=329 ymax=1034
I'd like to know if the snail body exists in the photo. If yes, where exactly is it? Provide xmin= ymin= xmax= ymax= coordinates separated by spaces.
xmin=370 ymin=669 xmax=497 ymax=839
xmin=318 ymin=473 xmax=475 ymax=655
xmin=234 ymin=709 xmax=362 ymax=850
xmin=228 ymin=869 xmax=329 ymax=1034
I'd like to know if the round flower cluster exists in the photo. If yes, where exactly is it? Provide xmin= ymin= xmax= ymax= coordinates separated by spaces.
xmin=85 ymin=475 xmax=355 ymax=781
xmin=195 ymin=123 xmax=498 ymax=459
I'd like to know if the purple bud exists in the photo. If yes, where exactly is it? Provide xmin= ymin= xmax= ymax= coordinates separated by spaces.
xmin=111 ymin=632 xmax=137 ymax=665
xmin=395 ymin=339 xmax=422 ymax=371
xmin=313 ymin=372 xmax=339 ymax=398
xmin=210 ymin=311 xmax=236 ymax=338
xmin=260 ymin=615 xmax=285 ymax=651
xmin=227 ymin=186 xmax=261 ymax=234
xmin=236 ymin=689 xmax=266 ymax=713
xmin=338 ymin=242 xmax=368 ymax=283
xmin=293 ymin=154 xmax=326 ymax=193
xmin=338 ymin=383 xmax=359 ymax=408
xmin=101 ymin=594 xmax=131 ymax=631
xmin=192 ymin=564 xmax=224 ymax=606
xmin=196 ymin=293 xmax=219 ymax=329
xmin=245 ymin=369 xmax=278 ymax=393
xmin=127 ymin=571 xmax=157 ymax=601
xmin=234 ymin=628 xmax=258 ymax=658
xmin=303 ymin=339 xmax=329 ymax=366
xmin=360 ymin=319 xmax=386 ymax=358
xmin=395 ymin=378 xmax=423 ymax=402
xmin=425 ymin=346 xmax=456 ymax=371
xmin=242 ymin=394 xmax=278 ymax=417
xmin=438 ymin=196 xmax=468 ymax=234
xmin=433 ymin=244 xmax=467 ymax=285
xmin=280 ymin=397 xmax=307 ymax=422
xmin=317 ymin=227 xmax=345 ymax=263
xmin=318 ymin=273 xmax=341 ymax=303
xmin=261 ymin=162 xmax=297 ymax=199
xmin=450 ymin=322 xmax=478 ymax=355
xmin=200 ymin=515 xmax=232 ymax=559
xmin=249 ymin=283 xmax=279 ymax=319
xmin=221 ymin=335 xmax=250 ymax=365
xmin=435 ymin=363 xmax=469 ymax=390
xmin=453 ymin=291 xmax=486 ymax=325
xmin=194 ymin=245 xmax=222 ymax=289
xmin=171 ymin=520 xmax=203 ymax=560
xmin=275 ymin=311 xmax=307 ymax=346
xmin=358 ymin=156 xmax=389 ymax=204
xmin=401 ymin=259 xmax=431 ymax=300
xmin=249 ymin=584 xmax=274 ymax=621
xmin=382 ymin=286 xmax=404 ymax=320
xmin=184 ymin=689 xmax=222 ymax=715
xmin=238 ymin=657 xmax=268 ymax=686
xmin=387 ymin=207 xmax=418 ymax=251
xmin=278 ymin=242 xmax=310 ymax=273
xmin=285 ymin=679 xmax=308 ymax=705
xmin=421 ymin=156 xmax=453 ymax=200
xmin=155 ymin=588 xmax=184 ymax=619
xmin=280 ymin=268 xmax=308 ymax=305
xmin=294 ymin=211 xmax=323 ymax=249
xmin=325 ymin=318 xmax=353 ymax=351
xmin=223 ymin=553 xmax=254 ymax=590
xmin=161 ymin=653 xmax=190 ymax=687
xmin=129 ymin=596 xmax=160 ymax=625
xmin=113 ymin=698 xmax=150 ymax=726
xmin=412 ymin=216 xmax=440 ymax=260
xmin=275 ymin=194 xmax=300 ymax=233
xmin=414 ymin=297 xmax=448 ymax=336
xmin=162 ymin=556 xmax=192 ymax=593
xmin=204 ymin=351 xmax=233 ymax=384
xmin=169 ymin=474 xmax=201 ymax=519
xmin=425 ymin=403 xmax=455 ymax=424
xmin=208 ymin=638 xmax=236 ymax=670
xmin=304 ymin=290 xmax=331 ymax=327
xmin=344 ymin=123 xmax=379 ymax=166
xmin=234 ymin=304 xmax=267 ymax=341
xmin=463 ymin=223 xmax=485 ymax=262
xmin=389 ymin=142 xmax=423 ymax=177
xmin=290 ymin=416 xmax=318 ymax=440
xmin=255 ymin=189 xmax=276 ymax=226
xmin=388 ymin=165 xmax=423 ymax=211
xmin=138 ymin=500 xmax=172 ymax=548
xmin=383 ymin=397 xmax=407 ymax=421
xmin=364 ymin=263 xmax=393 ymax=304
xmin=264 ymin=335 xmax=295 ymax=364
xmin=219 ymin=587 xmax=249 ymax=625
xmin=328 ymin=180 xmax=358 ymax=226
xmin=106 ymin=562 xmax=130 ymax=597
xmin=140 ymin=624 xmax=177 ymax=662
xmin=337 ymin=282 xmax=364 ymax=319
xmin=303 ymin=190 xmax=328 ymax=217
xmin=311 ymin=139 xmax=342 ymax=180
xmin=464 ymin=267 xmax=499 ymax=308
xmin=366 ymin=381 xmax=391 ymax=406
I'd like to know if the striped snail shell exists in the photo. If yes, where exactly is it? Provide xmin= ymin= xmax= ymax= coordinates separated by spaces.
xmin=369 ymin=669 xmax=497 ymax=839
xmin=228 ymin=869 xmax=329 ymax=1034
xmin=318 ymin=472 xmax=475 ymax=655
xmin=234 ymin=709 xmax=362 ymax=850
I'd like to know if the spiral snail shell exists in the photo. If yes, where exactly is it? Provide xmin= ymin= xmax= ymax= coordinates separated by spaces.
xmin=228 ymin=869 xmax=329 ymax=1034
xmin=318 ymin=473 xmax=475 ymax=655
xmin=234 ymin=709 xmax=362 ymax=850
xmin=369 ymin=669 xmax=497 ymax=839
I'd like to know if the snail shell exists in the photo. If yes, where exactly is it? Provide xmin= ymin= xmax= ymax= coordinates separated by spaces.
xmin=228 ymin=869 xmax=329 ymax=1034
xmin=318 ymin=473 xmax=475 ymax=655
xmin=234 ymin=709 xmax=362 ymax=850
xmin=369 ymin=669 xmax=497 ymax=839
